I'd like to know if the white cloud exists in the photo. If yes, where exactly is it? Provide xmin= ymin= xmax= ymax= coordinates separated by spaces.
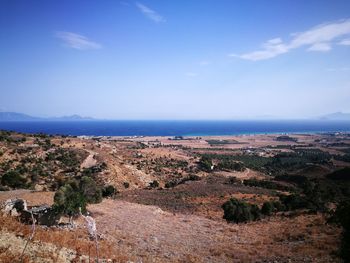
xmin=186 ymin=72 xmax=198 ymax=77
xmin=135 ymin=2 xmax=165 ymax=23
xmin=308 ymin=42 xmax=332 ymax=52
xmin=55 ymin=31 xmax=101 ymax=50
xmin=199 ymin=60 xmax=210 ymax=66
xmin=338 ymin=38 xmax=350 ymax=45
xmin=327 ymin=67 xmax=350 ymax=72
xmin=236 ymin=38 xmax=289 ymax=61
xmin=267 ymin=38 xmax=283 ymax=45
xmin=233 ymin=19 xmax=350 ymax=61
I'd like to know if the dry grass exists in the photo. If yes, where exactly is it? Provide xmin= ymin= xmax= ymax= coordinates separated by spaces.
xmin=0 ymin=190 xmax=55 ymax=206
xmin=0 ymin=213 xmax=131 ymax=262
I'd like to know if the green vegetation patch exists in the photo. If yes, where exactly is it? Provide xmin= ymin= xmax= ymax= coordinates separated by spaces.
xmin=222 ymin=198 xmax=261 ymax=223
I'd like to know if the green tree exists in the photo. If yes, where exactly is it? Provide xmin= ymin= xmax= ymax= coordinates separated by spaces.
xmin=198 ymin=156 xmax=213 ymax=172
xmin=53 ymin=180 xmax=87 ymax=217
xmin=80 ymin=176 xmax=102 ymax=204
xmin=53 ymin=177 xmax=102 ymax=218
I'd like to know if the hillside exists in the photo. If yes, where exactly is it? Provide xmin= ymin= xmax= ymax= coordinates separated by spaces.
xmin=1 ymin=130 xmax=350 ymax=261
xmin=0 ymin=112 xmax=93 ymax=121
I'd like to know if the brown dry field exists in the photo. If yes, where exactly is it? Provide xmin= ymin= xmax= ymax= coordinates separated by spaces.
xmin=0 ymin=192 xmax=341 ymax=262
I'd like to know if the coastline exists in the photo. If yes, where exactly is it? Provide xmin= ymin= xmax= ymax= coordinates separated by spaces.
xmin=1 ymin=120 xmax=350 ymax=137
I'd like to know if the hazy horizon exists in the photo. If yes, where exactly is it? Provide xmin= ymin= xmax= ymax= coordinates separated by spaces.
xmin=1 ymin=0 xmax=350 ymax=120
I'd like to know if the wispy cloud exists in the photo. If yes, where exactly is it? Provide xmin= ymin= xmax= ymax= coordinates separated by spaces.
xmin=338 ymin=38 xmax=350 ymax=45
xmin=186 ymin=72 xmax=198 ymax=77
xmin=327 ymin=67 xmax=350 ymax=72
xmin=55 ymin=31 xmax=102 ymax=50
xmin=229 ymin=38 xmax=288 ymax=61
xmin=308 ymin=42 xmax=332 ymax=52
xmin=232 ymin=19 xmax=350 ymax=61
xmin=199 ymin=60 xmax=210 ymax=66
xmin=135 ymin=2 xmax=165 ymax=23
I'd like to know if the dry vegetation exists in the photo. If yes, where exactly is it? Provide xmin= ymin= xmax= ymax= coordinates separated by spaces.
xmin=1 ymin=130 xmax=350 ymax=262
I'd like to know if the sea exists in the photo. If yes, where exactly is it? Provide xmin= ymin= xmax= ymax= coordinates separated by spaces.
xmin=0 ymin=120 xmax=350 ymax=137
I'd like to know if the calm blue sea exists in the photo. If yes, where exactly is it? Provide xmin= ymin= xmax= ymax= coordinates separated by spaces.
xmin=0 ymin=120 xmax=350 ymax=136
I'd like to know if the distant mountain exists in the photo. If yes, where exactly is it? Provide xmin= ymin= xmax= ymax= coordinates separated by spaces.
xmin=0 ymin=112 xmax=40 ymax=121
xmin=320 ymin=112 xmax=350 ymax=121
xmin=0 ymin=112 xmax=94 ymax=121
xmin=49 ymin=115 xmax=94 ymax=121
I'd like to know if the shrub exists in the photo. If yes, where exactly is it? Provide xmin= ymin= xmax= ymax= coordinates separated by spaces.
xmin=102 ymin=185 xmax=117 ymax=197
xmin=165 ymin=180 xmax=177 ymax=188
xmin=1 ymin=170 xmax=27 ymax=188
xmin=123 ymin=182 xmax=130 ymax=188
xmin=217 ymin=160 xmax=245 ymax=171
xmin=198 ymin=156 xmax=213 ymax=172
xmin=222 ymin=198 xmax=261 ymax=223
xmin=164 ymin=174 xmax=201 ymax=188
xmin=279 ymin=194 xmax=311 ymax=211
xmin=80 ymin=176 xmax=102 ymax=204
xmin=149 ymin=180 xmax=159 ymax=188
xmin=261 ymin=201 xmax=274 ymax=216
xmin=243 ymin=178 xmax=294 ymax=192
xmin=225 ymin=176 xmax=240 ymax=185
xmin=275 ymin=174 xmax=308 ymax=186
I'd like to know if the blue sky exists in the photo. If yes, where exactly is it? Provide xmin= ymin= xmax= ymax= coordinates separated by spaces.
xmin=1 ymin=0 xmax=350 ymax=120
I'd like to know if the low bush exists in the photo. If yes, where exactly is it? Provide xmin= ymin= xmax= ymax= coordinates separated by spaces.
xmin=225 ymin=176 xmax=241 ymax=185
xmin=198 ymin=156 xmax=213 ymax=172
xmin=80 ymin=176 xmax=102 ymax=204
xmin=261 ymin=201 xmax=285 ymax=215
xmin=1 ymin=170 xmax=27 ymax=188
xmin=102 ymin=185 xmax=117 ymax=197
xmin=279 ymin=193 xmax=319 ymax=211
xmin=261 ymin=201 xmax=274 ymax=216
xmin=243 ymin=179 xmax=294 ymax=192
xmin=217 ymin=160 xmax=245 ymax=171
xmin=222 ymin=198 xmax=261 ymax=223
xmin=149 ymin=180 xmax=159 ymax=188
xmin=165 ymin=174 xmax=201 ymax=188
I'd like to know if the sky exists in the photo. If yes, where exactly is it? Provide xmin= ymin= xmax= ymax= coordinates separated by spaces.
xmin=1 ymin=0 xmax=350 ymax=120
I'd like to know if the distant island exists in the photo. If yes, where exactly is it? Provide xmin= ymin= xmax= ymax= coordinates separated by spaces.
xmin=319 ymin=112 xmax=350 ymax=121
xmin=0 ymin=112 xmax=94 ymax=121
xmin=1 ymin=111 xmax=350 ymax=122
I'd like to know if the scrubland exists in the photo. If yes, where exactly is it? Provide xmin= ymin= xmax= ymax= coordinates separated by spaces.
xmin=1 ymin=130 xmax=350 ymax=262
